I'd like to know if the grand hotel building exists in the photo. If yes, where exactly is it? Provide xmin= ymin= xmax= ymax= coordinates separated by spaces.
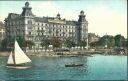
xmin=5 ymin=2 xmax=88 ymax=49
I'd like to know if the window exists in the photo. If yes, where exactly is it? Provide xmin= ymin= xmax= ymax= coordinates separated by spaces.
xmin=29 ymin=32 xmax=31 ymax=35
xmin=28 ymin=20 xmax=32 ymax=24
xmin=54 ymin=24 xmax=56 ymax=27
xmin=43 ymin=23 xmax=46 ymax=26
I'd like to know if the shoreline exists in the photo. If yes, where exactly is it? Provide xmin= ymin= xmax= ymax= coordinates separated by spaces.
xmin=0 ymin=51 xmax=127 ymax=57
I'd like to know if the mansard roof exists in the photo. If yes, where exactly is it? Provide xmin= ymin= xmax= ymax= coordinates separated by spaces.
xmin=34 ymin=17 xmax=48 ymax=23
xmin=66 ymin=21 xmax=77 ymax=26
xmin=7 ymin=13 xmax=20 ymax=19
xmin=34 ymin=16 xmax=77 ymax=26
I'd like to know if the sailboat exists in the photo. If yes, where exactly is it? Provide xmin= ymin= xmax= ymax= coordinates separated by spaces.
xmin=6 ymin=40 xmax=32 ymax=69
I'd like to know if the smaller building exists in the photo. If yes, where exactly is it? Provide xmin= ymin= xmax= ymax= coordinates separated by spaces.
xmin=88 ymin=33 xmax=100 ymax=43
xmin=0 ymin=22 xmax=5 ymax=40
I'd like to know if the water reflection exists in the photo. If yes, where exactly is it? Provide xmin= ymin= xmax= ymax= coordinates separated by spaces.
xmin=5 ymin=67 xmax=36 ymax=80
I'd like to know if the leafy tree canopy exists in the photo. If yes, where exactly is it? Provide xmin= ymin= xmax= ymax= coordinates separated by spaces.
xmin=114 ymin=34 xmax=125 ymax=47
xmin=50 ymin=37 xmax=62 ymax=48
xmin=77 ymin=41 xmax=87 ymax=47
xmin=41 ymin=39 xmax=50 ymax=49
xmin=64 ymin=39 xmax=76 ymax=48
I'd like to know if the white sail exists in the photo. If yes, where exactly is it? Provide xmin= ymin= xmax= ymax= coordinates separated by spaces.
xmin=7 ymin=51 xmax=14 ymax=64
xmin=14 ymin=40 xmax=31 ymax=64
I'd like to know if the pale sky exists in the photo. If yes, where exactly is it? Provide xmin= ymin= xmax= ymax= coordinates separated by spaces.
xmin=0 ymin=0 xmax=127 ymax=38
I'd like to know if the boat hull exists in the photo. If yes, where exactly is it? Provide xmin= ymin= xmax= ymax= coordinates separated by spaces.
xmin=6 ymin=65 xmax=31 ymax=69
xmin=65 ymin=64 xmax=83 ymax=67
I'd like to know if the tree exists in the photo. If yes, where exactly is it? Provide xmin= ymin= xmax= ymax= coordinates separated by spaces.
xmin=109 ymin=36 xmax=115 ymax=48
xmin=41 ymin=39 xmax=50 ymax=50
xmin=17 ymin=36 xmax=26 ymax=47
xmin=25 ymin=40 xmax=35 ymax=49
xmin=0 ymin=37 xmax=17 ymax=51
xmin=126 ymin=38 xmax=128 ymax=48
xmin=114 ymin=34 xmax=125 ymax=48
xmin=16 ymin=37 xmax=35 ymax=49
xmin=50 ymin=37 xmax=62 ymax=48
xmin=0 ymin=38 xmax=9 ymax=50
xmin=77 ymin=41 xmax=87 ymax=47
xmin=64 ymin=39 xmax=76 ymax=48
xmin=89 ymin=41 xmax=99 ymax=48
xmin=98 ymin=35 xmax=107 ymax=47
xmin=98 ymin=35 xmax=115 ymax=48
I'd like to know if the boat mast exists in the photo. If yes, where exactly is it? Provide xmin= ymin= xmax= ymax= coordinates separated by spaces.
xmin=105 ymin=33 xmax=108 ymax=48
xmin=13 ymin=39 xmax=16 ymax=66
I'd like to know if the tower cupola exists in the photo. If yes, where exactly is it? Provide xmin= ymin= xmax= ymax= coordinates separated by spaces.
xmin=25 ymin=2 xmax=29 ymax=7
xmin=80 ymin=10 xmax=84 ymax=15
xmin=56 ymin=13 xmax=61 ymax=19
xmin=21 ymin=2 xmax=34 ymax=17
xmin=78 ymin=10 xmax=86 ymax=22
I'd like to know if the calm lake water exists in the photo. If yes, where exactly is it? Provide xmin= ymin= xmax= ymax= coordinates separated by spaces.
xmin=0 ymin=54 xmax=127 ymax=80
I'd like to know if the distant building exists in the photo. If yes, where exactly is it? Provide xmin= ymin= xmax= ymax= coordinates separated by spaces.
xmin=88 ymin=33 xmax=100 ymax=43
xmin=4 ymin=2 xmax=88 ymax=50
xmin=0 ymin=22 xmax=5 ymax=40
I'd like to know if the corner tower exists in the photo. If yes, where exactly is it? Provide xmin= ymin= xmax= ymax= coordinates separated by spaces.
xmin=77 ymin=10 xmax=88 ymax=46
xmin=21 ymin=2 xmax=35 ymax=41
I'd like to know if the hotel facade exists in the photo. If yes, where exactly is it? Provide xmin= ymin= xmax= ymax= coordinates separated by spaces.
xmin=5 ymin=2 xmax=88 ymax=50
